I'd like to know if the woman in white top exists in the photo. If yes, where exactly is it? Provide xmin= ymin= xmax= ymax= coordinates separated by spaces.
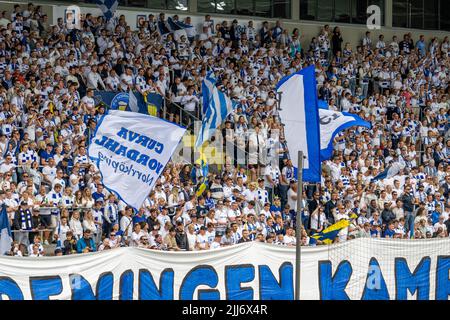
xmin=83 ymin=210 xmax=97 ymax=235
xmin=186 ymin=224 xmax=197 ymax=251
xmin=69 ymin=211 xmax=83 ymax=240
xmin=62 ymin=187 xmax=74 ymax=208
xmin=57 ymin=216 xmax=71 ymax=244
xmin=130 ymin=223 xmax=144 ymax=247
xmin=167 ymin=186 xmax=180 ymax=208
xmin=73 ymin=190 xmax=83 ymax=208
xmin=81 ymin=187 xmax=94 ymax=209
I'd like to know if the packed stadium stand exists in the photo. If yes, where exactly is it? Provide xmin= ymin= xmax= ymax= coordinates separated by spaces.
xmin=0 ymin=0 xmax=449 ymax=257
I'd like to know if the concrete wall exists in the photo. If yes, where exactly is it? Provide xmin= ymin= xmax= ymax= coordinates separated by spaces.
xmin=0 ymin=0 xmax=448 ymax=50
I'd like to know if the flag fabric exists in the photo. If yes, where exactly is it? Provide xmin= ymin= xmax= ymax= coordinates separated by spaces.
xmin=106 ymin=91 xmax=162 ymax=115
xmin=310 ymin=219 xmax=351 ymax=244
xmin=372 ymin=161 xmax=406 ymax=181
xmin=201 ymin=72 xmax=218 ymax=115
xmin=195 ymin=147 xmax=209 ymax=197
xmin=158 ymin=19 xmax=171 ymax=35
xmin=0 ymin=205 xmax=12 ymax=255
xmin=195 ymin=72 xmax=237 ymax=148
xmin=56 ymin=220 xmax=62 ymax=248
xmin=318 ymin=108 xmax=372 ymax=161
xmin=167 ymin=16 xmax=191 ymax=31
xmin=94 ymin=0 xmax=118 ymax=20
xmin=88 ymin=110 xmax=186 ymax=210
xmin=128 ymin=89 xmax=139 ymax=113
xmin=276 ymin=66 xmax=321 ymax=182
xmin=318 ymin=99 xmax=329 ymax=109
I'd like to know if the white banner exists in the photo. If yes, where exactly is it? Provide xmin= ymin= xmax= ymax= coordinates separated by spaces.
xmin=0 ymin=239 xmax=449 ymax=300
xmin=88 ymin=110 xmax=186 ymax=210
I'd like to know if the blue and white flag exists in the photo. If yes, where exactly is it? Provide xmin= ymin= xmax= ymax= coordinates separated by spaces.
xmin=318 ymin=108 xmax=371 ymax=161
xmin=276 ymin=66 xmax=321 ymax=182
xmin=167 ymin=16 xmax=191 ymax=31
xmin=94 ymin=0 xmax=118 ymax=21
xmin=0 ymin=205 xmax=12 ymax=255
xmin=128 ymin=89 xmax=139 ymax=113
xmin=196 ymin=72 xmax=237 ymax=148
xmin=372 ymin=161 xmax=406 ymax=181
xmin=88 ymin=110 xmax=186 ymax=210
xmin=158 ymin=19 xmax=171 ymax=35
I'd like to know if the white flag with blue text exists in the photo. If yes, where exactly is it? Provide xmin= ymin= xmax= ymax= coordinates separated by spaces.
xmin=276 ymin=66 xmax=321 ymax=182
xmin=88 ymin=110 xmax=186 ymax=210
xmin=196 ymin=73 xmax=236 ymax=147
xmin=318 ymin=107 xmax=372 ymax=161
xmin=0 ymin=205 xmax=12 ymax=255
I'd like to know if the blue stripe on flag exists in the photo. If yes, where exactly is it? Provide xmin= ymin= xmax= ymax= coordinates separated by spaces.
xmin=196 ymin=74 xmax=236 ymax=147
xmin=302 ymin=66 xmax=321 ymax=182
xmin=320 ymin=111 xmax=371 ymax=161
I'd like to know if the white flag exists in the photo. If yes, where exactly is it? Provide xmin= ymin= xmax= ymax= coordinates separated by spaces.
xmin=88 ymin=110 xmax=185 ymax=210
xmin=128 ymin=89 xmax=139 ymax=113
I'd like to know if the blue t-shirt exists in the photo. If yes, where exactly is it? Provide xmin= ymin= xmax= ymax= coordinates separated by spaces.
xmin=431 ymin=211 xmax=440 ymax=225
xmin=383 ymin=228 xmax=395 ymax=238
xmin=132 ymin=215 xmax=146 ymax=225
xmin=92 ymin=192 xmax=106 ymax=202
xmin=270 ymin=205 xmax=282 ymax=216
xmin=39 ymin=149 xmax=54 ymax=162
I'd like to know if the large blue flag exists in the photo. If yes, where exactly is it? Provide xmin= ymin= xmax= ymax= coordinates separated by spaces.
xmin=276 ymin=66 xmax=321 ymax=182
xmin=196 ymin=72 xmax=237 ymax=148
xmin=0 ymin=205 xmax=12 ymax=255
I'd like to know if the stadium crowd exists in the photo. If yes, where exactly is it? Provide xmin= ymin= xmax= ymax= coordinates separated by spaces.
xmin=0 ymin=3 xmax=449 ymax=257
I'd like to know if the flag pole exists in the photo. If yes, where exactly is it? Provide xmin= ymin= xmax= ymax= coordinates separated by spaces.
xmin=295 ymin=150 xmax=304 ymax=300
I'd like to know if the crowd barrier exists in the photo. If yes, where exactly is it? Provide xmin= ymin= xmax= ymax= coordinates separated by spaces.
xmin=0 ymin=238 xmax=449 ymax=300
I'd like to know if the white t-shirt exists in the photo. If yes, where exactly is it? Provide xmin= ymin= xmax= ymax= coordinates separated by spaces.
xmin=196 ymin=233 xmax=208 ymax=249
xmin=187 ymin=232 xmax=197 ymax=250
xmin=287 ymin=188 xmax=297 ymax=209
xmin=42 ymin=166 xmax=57 ymax=184
xmin=283 ymin=235 xmax=296 ymax=245
xmin=210 ymin=241 xmax=221 ymax=249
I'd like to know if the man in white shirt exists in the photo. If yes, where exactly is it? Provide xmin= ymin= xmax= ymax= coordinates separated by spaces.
xmin=120 ymin=67 xmax=134 ymax=92
xmin=120 ymin=206 xmax=134 ymax=240
xmin=283 ymin=227 xmax=296 ymax=246
xmin=210 ymin=234 xmax=222 ymax=249
xmin=196 ymin=226 xmax=210 ymax=250
xmin=86 ymin=64 xmax=106 ymax=90
xmin=0 ymin=154 xmax=15 ymax=174
xmin=434 ymin=216 xmax=447 ymax=235
xmin=81 ymin=89 xmax=96 ymax=110
xmin=42 ymin=157 xmax=57 ymax=186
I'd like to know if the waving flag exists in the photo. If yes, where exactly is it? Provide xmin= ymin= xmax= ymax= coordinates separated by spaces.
xmin=318 ymin=108 xmax=371 ymax=161
xmin=167 ymin=16 xmax=191 ymax=31
xmin=195 ymin=147 xmax=209 ymax=197
xmin=158 ymin=19 xmax=171 ymax=35
xmin=310 ymin=219 xmax=351 ymax=244
xmin=372 ymin=161 xmax=406 ymax=181
xmin=94 ymin=0 xmax=118 ymax=20
xmin=0 ymin=205 xmax=12 ymax=255
xmin=88 ymin=110 xmax=186 ymax=210
xmin=196 ymin=72 xmax=237 ymax=148
xmin=128 ymin=89 xmax=139 ymax=113
xmin=276 ymin=66 xmax=321 ymax=182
